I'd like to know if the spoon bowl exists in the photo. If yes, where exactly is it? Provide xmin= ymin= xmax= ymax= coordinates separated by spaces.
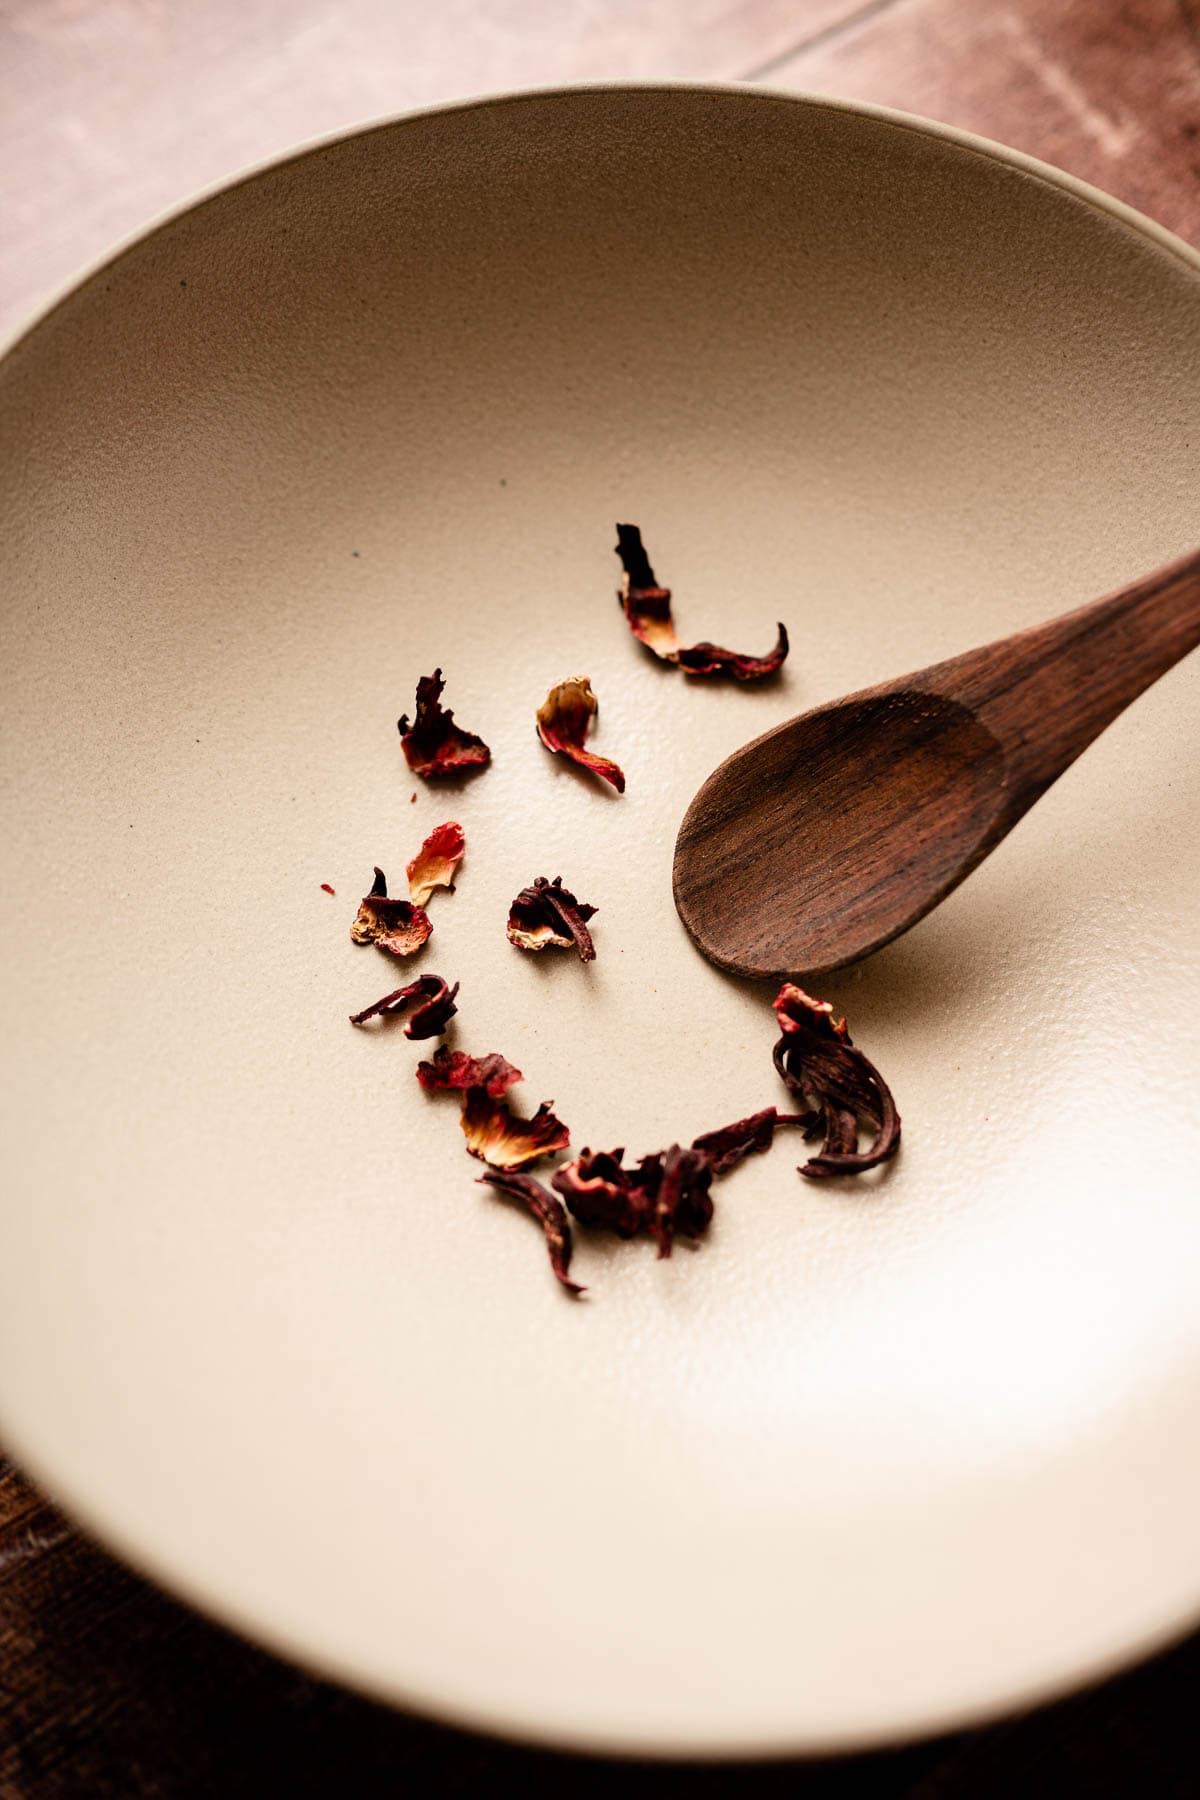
xmin=675 ymin=547 xmax=1200 ymax=980
xmin=675 ymin=690 xmax=1007 ymax=978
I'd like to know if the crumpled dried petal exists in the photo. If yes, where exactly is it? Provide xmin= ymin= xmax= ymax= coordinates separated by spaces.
xmin=407 ymin=820 xmax=465 ymax=906
xmin=552 ymin=1143 xmax=714 ymax=1259
xmin=637 ymin=1144 xmax=714 ymax=1259
xmin=615 ymin=523 xmax=788 ymax=681
xmin=350 ymin=867 xmax=433 ymax=956
xmin=550 ymin=1148 xmax=644 ymax=1239
xmin=349 ymin=974 xmax=459 ymax=1037
xmin=507 ymin=875 xmax=597 ymax=962
xmin=536 ymin=677 xmax=626 ymax=793
xmin=691 ymin=1105 xmax=814 ymax=1176
xmin=415 ymin=1047 xmax=524 ymax=1098
xmin=397 ymin=669 xmax=491 ymax=778
xmin=477 ymin=1170 xmax=584 ymax=1294
xmin=772 ymin=984 xmax=901 ymax=1179
xmin=460 ymin=1088 xmax=570 ymax=1170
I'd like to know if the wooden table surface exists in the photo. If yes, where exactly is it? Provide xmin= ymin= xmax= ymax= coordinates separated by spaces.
xmin=2 ymin=3 xmax=1199 ymax=1793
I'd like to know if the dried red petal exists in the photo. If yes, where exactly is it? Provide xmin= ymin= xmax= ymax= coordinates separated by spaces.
xmin=460 ymin=1088 xmax=570 ymax=1170
xmin=690 ymin=1105 xmax=822 ymax=1175
xmin=407 ymin=820 xmax=465 ymax=906
xmin=673 ymin=631 xmax=789 ymax=680
xmin=507 ymin=875 xmax=597 ymax=962
xmin=349 ymin=974 xmax=459 ymax=1037
xmin=615 ymin=523 xmax=788 ymax=682
xmin=551 ymin=1149 xmax=644 ymax=1238
xmin=536 ymin=677 xmax=626 ymax=793
xmin=397 ymin=669 xmax=491 ymax=778
xmin=477 ymin=1170 xmax=584 ymax=1294
xmin=772 ymin=984 xmax=901 ymax=1178
xmin=553 ymin=1143 xmax=713 ymax=1258
xmin=416 ymin=1047 xmax=524 ymax=1098
xmin=629 ymin=1145 xmax=714 ymax=1259
xmin=350 ymin=867 xmax=432 ymax=957
xmin=320 ymin=883 xmax=335 ymax=895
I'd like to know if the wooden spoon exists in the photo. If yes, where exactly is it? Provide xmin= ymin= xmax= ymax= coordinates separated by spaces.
xmin=673 ymin=546 xmax=1200 ymax=981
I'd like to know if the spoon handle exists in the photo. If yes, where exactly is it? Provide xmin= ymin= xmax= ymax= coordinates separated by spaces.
xmin=931 ymin=545 xmax=1200 ymax=797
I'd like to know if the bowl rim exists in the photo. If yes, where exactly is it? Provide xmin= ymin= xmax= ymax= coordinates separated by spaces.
xmin=4 ymin=77 xmax=1199 ymax=372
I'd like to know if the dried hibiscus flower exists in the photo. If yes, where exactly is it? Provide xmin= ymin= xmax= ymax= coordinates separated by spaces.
xmin=772 ymin=985 xmax=900 ymax=1179
xmin=397 ymin=669 xmax=491 ymax=778
xmin=460 ymin=1087 xmax=570 ymax=1170
xmin=615 ymin=523 xmax=788 ymax=681
xmin=637 ymin=1144 xmax=714 ymax=1258
xmin=691 ymin=1105 xmax=813 ymax=1176
xmin=477 ymin=1170 xmax=584 ymax=1294
xmin=407 ymin=820 xmax=465 ymax=906
xmin=507 ymin=875 xmax=597 ymax=962
xmin=550 ymin=1149 xmax=643 ymax=1239
xmin=349 ymin=974 xmax=459 ymax=1037
xmin=536 ymin=677 xmax=625 ymax=793
xmin=552 ymin=1144 xmax=713 ymax=1260
xmin=416 ymin=1046 xmax=523 ymax=1098
xmin=416 ymin=1042 xmax=569 ymax=1172
xmin=350 ymin=867 xmax=432 ymax=957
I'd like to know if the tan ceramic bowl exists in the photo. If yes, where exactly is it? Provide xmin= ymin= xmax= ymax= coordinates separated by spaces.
xmin=2 ymin=86 xmax=1199 ymax=1759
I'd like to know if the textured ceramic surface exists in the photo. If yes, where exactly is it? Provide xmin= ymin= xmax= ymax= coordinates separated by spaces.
xmin=1 ymin=87 xmax=1198 ymax=1758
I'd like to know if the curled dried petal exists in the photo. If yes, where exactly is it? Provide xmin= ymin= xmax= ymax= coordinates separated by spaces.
xmin=349 ymin=974 xmax=459 ymax=1037
xmin=690 ymin=1105 xmax=813 ymax=1175
xmin=460 ymin=1088 xmax=570 ymax=1170
xmin=551 ymin=1149 xmax=643 ymax=1238
xmin=552 ymin=1143 xmax=713 ymax=1257
xmin=507 ymin=875 xmax=597 ymax=962
xmin=477 ymin=1170 xmax=584 ymax=1294
xmin=536 ymin=677 xmax=626 ymax=794
xmin=673 ymin=630 xmax=789 ymax=680
xmin=615 ymin=523 xmax=788 ymax=682
xmin=398 ymin=669 xmax=491 ymax=778
xmin=350 ymin=867 xmax=433 ymax=957
xmin=416 ymin=1047 xmax=524 ymax=1098
xmin=772 ymin=984 xmax=901 ymax=1178
xmin=407 ymin=820 xmax=465 ymax=906
xmin=659 ymin=1145 xmax=715 ymax=1256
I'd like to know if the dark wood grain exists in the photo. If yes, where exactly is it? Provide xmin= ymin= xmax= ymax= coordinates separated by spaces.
xmin=674 ymin=548 xmax=1200 ymax=978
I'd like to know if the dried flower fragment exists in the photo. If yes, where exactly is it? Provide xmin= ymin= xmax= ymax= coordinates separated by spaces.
xmin=640 ymin=1144 xmax=714 ymax=1258
xmin=350 ymin=866 xmax=432 ymax=957
xmin=397 ymin=669 xmax=491 ymax=778
xmin=460 ymin=1088 xmax=570 ymax=1170
xmin=615 ymin=523 xmax=788 ymax=681
xmin=536 ymin=677 xmax=625 ymax=793
xmin=507 ymin=875 xmax=597 ymax=961
xmin=550 ymin=1149 xmax=644 ymax=1239
xmin=349 ymin=974 xmax=459 ymax=1037
xmin=691 ymin=1105 xmax=814 ymax=1176
xmin=407 ymin=820 xmax=465 ymax=906
xmin=772 ymin=985 xmax=901 ymax=1178
xmin=320 ymin=883 xmax=335 ymax=895
xmin=552 ymin=1143 xmax=714 ymax=1259
xmin=477 ymin=1170 xmax=584 ymax=1294
xmin=416 ymin=1047 xmax=524 ymax=1098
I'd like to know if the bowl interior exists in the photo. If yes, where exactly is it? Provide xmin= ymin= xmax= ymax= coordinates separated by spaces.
xmin=2 ymin=87 xmax=1199 ymax=1756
